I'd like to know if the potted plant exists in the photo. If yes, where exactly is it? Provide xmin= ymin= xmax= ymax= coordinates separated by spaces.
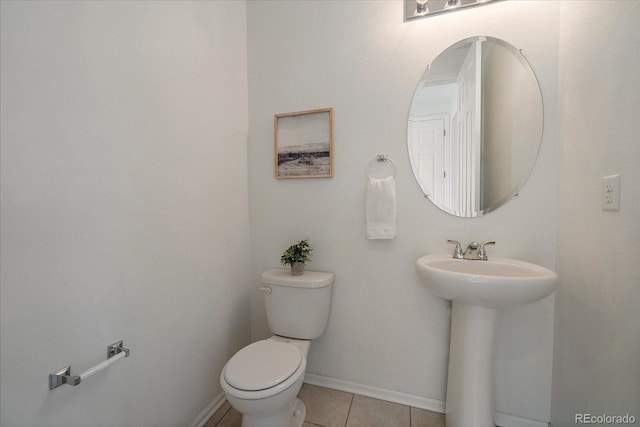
xmin=280 ymin=239 xmax=312 ymax=276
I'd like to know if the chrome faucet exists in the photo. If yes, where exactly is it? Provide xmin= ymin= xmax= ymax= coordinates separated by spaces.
xmin=447 ymin=240 xmax=464 ymax=259
xmin=477 ymin=241 xmax=496 ymax=260
xmin=447 ymin=240 xmax=495 ymax=260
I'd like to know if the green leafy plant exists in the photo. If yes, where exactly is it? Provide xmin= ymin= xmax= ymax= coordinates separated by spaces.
xmin=280 ymin=239 xmax=313 ymax=266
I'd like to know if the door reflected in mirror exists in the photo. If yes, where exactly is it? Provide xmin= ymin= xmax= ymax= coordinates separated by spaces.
xmin=408 ymin=36 xmax=543 ymax=217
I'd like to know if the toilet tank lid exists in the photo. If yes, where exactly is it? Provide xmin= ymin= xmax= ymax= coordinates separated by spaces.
xmin=262 ymin=269 xmax=334 ymax=288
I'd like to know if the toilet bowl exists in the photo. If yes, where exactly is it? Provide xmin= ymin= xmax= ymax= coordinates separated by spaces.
xmin=220 ymin=269 xmax=333 ymax=427
xmin=220 ymin=337 xmax=310 ymax=427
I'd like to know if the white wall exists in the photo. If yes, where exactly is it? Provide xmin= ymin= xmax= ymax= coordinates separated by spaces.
xmin=248 ymin=1 xmax=558 ymax=422
xmin=552 ymin=2 xmax=640 ymax=425
xmin=0 ymin=2 xmax=250 ymax=426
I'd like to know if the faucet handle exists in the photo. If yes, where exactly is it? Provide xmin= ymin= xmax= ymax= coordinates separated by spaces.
xmin=447 ymin=240 xmax=464 ymax=259
xmin=478 ymin=241 xmax=496 ymax=260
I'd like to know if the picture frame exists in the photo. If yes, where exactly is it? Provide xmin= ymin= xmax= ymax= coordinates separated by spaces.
xmin=274 ymin=108 xmax=333 ymax=179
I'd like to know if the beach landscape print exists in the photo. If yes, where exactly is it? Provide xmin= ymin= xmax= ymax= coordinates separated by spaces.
xmin=274 ymin=108 xmax=333 ymax=178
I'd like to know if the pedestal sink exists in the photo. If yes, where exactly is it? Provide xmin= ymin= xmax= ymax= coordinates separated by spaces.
xmin=416 ymin=254 xmax=558 ymax=427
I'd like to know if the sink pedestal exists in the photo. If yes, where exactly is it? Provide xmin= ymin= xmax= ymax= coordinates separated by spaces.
xmin=446 ymin=302 xmax=497 ymax=427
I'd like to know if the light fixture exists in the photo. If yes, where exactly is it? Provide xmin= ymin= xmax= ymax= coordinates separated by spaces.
xmin=405 ymin=0 xmax=501 ymax=21
xmin=416 ymin=0 xmax=428 ymax=15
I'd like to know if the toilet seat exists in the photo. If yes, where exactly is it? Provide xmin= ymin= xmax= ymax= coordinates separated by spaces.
xmin=225 ymin=340 xmax=302 ymax=391
xmin=221 ymin=339 xmax=306 ymax=400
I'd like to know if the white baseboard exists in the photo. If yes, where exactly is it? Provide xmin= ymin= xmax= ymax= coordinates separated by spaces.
xmin=304 ymin=373 xmax=549 ymax=427
xmin=187 ymin=391 xmax=226 ymax=427
xmin=304 ymin=373 xmax=445 ymax=413
xmin=495 ymin=413 xmax=549 ymax=427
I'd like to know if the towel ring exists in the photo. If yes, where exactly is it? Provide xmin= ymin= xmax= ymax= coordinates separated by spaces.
xmin=367 ymin=154 xmax=397 ymax=179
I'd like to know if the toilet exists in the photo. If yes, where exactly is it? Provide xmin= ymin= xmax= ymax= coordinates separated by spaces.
xmin=220 ymin=268 xmax=334 ymax=427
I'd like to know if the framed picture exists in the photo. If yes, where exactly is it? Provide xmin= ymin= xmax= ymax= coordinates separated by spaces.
xmin=274 ymin=108 xmax=333 ymax=179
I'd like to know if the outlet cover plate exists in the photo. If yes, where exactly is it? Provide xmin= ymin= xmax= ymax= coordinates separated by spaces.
xmin=602 ymin=174 xmax=620 ymax=211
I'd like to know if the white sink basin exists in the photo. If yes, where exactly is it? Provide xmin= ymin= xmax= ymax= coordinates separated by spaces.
xmin=416 ymin=254 xmax=558 ymax=308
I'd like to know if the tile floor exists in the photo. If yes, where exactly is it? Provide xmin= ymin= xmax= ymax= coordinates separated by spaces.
xmin=205 ymin=384 xmax=445 ymax=427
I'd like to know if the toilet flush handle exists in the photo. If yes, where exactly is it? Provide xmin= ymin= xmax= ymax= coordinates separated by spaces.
xmin=259 ymin=286 xmax=272 ymax=294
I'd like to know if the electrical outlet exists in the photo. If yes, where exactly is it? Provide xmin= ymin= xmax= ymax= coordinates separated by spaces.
xmin=602 ymin=175 xmax=620 ymax=211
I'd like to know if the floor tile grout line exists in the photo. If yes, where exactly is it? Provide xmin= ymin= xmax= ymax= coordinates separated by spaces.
xmin=213 ymin=405 xmax=231 ymax=427
xmin=344 ymin=392 xmax=355 ymax=427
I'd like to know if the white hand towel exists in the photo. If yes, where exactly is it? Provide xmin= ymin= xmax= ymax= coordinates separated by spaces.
xmin=366 ymin=176 xmax=397 ymax=240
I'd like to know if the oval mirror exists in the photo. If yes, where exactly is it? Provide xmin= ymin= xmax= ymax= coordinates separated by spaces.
xmin=407 ymin=36 xmax=543 ymax=217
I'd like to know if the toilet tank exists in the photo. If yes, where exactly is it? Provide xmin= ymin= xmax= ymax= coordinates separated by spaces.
xmin=261 ymin=269 xmax=334 ymax=340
